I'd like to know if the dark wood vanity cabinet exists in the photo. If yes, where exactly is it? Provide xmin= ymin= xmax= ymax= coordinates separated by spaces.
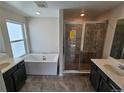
xmin=3 ymin=60 xmax=27 ymax=92
xmin=3 ymin=76 xmax=15 ymax=92
xmin=90 ymin=64 xmax=101 ymax=91
xmin=90 ymin=63 xmax=121 ymax=92
xmin=99 ymin=79 xmax=112 ymax=92
xmin=13 ymin=62 xmax=27 ymax=91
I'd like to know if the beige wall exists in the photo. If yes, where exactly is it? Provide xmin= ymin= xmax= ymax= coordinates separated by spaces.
xmin=96 ymin=4 xmax=124 ymax=58
xmin=0 ymin=7 xmax=27 ymax=57
xmin=0 ymin=71 xmax=6 ymax=92
xmin=0 ymin=27 xmax=5 ymax=53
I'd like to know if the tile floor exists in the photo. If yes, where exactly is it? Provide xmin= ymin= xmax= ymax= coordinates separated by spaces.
xmin=20 ymin=74 xmax=94 ymax=92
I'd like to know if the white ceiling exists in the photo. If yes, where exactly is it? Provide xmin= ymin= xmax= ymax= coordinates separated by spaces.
xmin=0 ymin=1 xmax=123 ymax=18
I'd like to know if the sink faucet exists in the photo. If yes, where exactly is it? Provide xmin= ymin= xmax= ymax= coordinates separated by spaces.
xmin=118 ymin=64 xmax=124 ymax=70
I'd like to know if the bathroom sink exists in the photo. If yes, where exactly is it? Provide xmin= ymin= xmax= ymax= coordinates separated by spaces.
xmin=104 ymin=64 xmax=124 ymax=76
xmin=0 ymin=63 xmax=10 ymax=69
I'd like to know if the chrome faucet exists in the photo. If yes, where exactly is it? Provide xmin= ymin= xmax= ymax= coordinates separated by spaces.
xmin=43 ymin=56 xmax=46 ymax=60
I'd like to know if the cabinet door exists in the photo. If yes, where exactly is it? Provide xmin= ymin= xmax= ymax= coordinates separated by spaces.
xmin=99 ymin=79 xmax=112 ymax=92
xmin=90 ymin=64 xmax=101 ymax=91
xmin=90 ymin=70 xmax=101 ymax=91
xmin=4 ymin=76 xmax=15 ymax=92
xmin=17 ymin=61 xmax=27 ymax=80
xmin=13 ymin=65 xmax=26 ymax=91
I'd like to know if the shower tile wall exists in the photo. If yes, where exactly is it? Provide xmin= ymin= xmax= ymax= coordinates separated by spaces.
xmin=84 ymin=23 xmax=107 ymax=57
xmin=80 ymin=23 xmax=107 ymax=70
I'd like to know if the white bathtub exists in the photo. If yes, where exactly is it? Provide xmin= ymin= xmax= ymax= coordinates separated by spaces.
xmin=24 ymin=53 xmax=59 ymax=75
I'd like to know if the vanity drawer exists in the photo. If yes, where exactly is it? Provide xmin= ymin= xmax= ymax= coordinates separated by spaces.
xmin=98 ymin=68 xmax=108 ymax=81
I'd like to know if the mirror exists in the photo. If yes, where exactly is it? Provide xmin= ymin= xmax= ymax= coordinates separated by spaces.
xmin=110 ymin=19 xmax=124 ymax=59
xmin=0 ymin=26 xmax=8 ymax=61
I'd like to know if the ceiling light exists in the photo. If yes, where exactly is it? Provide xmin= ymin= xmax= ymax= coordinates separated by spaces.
xmin=80 ymin=13 xmax=85 ymax=16
xmin=36 ymin=12 xmax=40 ymax=15
xmin=80 ymin=9 xmax=85 ymax=17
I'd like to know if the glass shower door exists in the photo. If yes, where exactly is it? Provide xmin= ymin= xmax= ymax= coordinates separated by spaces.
xmin=64 ymin=23 xmax=82 ymax=70
xmin=64 ymin=22 xmax=107 ymax=71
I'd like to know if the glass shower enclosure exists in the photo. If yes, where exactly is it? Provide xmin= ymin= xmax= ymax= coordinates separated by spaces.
xmin=64 ymin=21 xmax=108 ymax=71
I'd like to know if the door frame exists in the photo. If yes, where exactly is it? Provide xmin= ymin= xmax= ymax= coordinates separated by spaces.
xmin=63 ymin=22 xmax=83 ymax=72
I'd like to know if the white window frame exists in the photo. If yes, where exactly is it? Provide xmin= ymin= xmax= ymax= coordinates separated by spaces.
xmin=6 ymin=20 xmax=27 ymax=58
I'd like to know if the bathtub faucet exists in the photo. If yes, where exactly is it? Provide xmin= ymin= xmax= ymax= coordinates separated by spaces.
xmin=43 ymin=56 xmax=46 ymax=60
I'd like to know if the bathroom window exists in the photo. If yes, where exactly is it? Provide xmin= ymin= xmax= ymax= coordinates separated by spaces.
xmin=6 ymin=21 xmax=26 ymax=58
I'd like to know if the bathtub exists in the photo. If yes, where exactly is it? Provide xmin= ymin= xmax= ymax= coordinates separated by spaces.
xmin=24 ymin=53 xmax=59 ymax=75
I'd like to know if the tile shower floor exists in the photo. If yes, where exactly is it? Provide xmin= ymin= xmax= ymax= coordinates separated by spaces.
xmin=20 ymin=75 xmax=94 ymax=92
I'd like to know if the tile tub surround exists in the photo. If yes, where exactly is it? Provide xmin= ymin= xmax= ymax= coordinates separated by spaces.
xmin=20 ymin=75 xmax=94 ymax=92
xmin=91 ymin=59 xmax=124 ymax=90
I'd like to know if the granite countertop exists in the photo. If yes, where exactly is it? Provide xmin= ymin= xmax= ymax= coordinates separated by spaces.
xmin=91 ymin=59 xmax=124 ymax=90
xmin=0 ymin=57 xmax=24 ymax=74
